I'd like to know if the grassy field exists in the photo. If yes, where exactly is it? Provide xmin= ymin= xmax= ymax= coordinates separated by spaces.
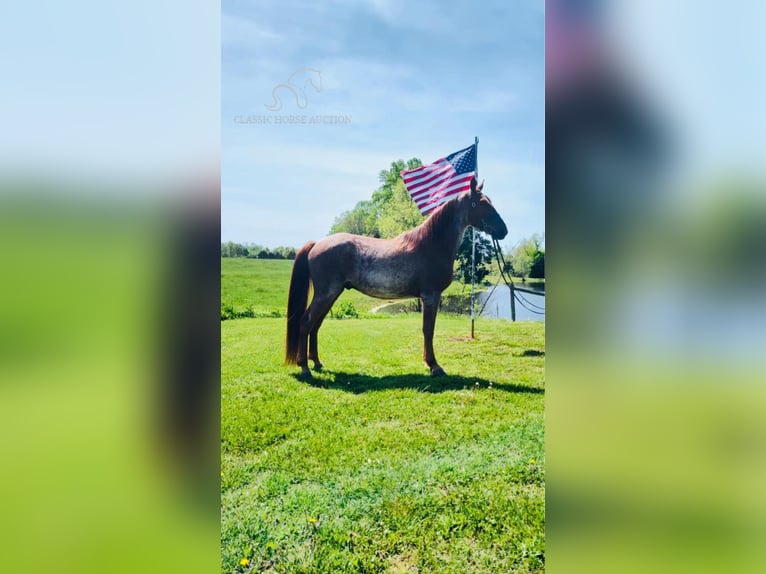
xmin=221 ymin=259 xmax=545 ymax=573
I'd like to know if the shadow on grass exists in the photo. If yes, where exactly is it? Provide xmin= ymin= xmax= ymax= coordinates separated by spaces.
xmin=291 ymin=370 xmax=544 ymax=395
xmin=515 ymin=349 xmax=545 ymax=357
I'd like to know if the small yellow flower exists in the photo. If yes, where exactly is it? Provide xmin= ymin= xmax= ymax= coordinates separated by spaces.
xmin=529 ymin=458 xmax=536 ymax=464
xmin=308 ymin=517 xmax=318 ymax=524
xmin=239 ymin=558 xmax=250 ymax=567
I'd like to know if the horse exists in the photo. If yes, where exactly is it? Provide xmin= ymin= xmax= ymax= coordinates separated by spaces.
xmin=285 ymin=177 xmax=508 ymax=378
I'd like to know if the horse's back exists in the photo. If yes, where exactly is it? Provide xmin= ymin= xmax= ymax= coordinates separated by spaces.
xmin=309 ymin=233 xmax=425 ymax=299
xmin=309 ymin=233 xmax=360 ymax=262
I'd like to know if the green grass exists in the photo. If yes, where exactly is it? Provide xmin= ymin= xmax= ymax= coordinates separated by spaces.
xmin=221 ymin=259 xmax=294 ymax=316
xmin=221 ymin=260 xmax=545 ymax=573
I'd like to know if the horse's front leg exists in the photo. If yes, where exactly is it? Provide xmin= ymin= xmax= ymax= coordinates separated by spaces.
xmin=421 ymin=293 xmax=446 ymax=377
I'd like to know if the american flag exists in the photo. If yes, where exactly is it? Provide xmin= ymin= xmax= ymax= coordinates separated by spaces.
xmin=402 ymin=144 xmax=477 ymax=215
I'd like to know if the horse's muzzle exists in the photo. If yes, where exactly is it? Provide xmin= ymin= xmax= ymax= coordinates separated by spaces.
xmin=479 ymin=216 xmax=508 ymax=240
xmin=491 ymin=222 xmax=508 ymax=240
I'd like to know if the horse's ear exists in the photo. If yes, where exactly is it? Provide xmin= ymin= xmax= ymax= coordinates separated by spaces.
xmin=476 ymin=179 xmax=485 ymax=194
xmin=470 ymin=176 xmax=478 ymax=195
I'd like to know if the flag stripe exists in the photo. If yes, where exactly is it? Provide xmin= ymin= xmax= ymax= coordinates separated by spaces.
xmin=416 ymin=176 xmax=473 ymax=205
xmin=407 ymin=168 xmax=456 ymax=195
xmin=402 ymin=159 xmax=449 ymax=177
xmin=416 ymin=179 xmax=473 ymax=211
xmin=421 ymin=191 xmax=466 ymax=214
xmin=411 ymin=173 xmax=473 ymax=203
xmin=405 ymin=166 xmax=455 ymax=193
xmin=402 ymin=161 xmax=451 ymax=187
xmin=401 ymin=157 xmax=448 ymax=177
xmin=402 ymin=143 xmax=477 ymax=216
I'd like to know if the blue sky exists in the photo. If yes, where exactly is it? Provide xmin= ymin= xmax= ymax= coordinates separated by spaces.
xmin=1 ymin=1 xmax=218 ymax=180
xmin=222 ymin=0 xmax=544 ymax=249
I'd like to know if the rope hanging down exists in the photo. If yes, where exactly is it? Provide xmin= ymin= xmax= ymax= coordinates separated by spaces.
xmin=490 ymin=239 xmax=545 ymax=317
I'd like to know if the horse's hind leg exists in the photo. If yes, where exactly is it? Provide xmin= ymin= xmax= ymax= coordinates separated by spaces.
xmin=297 ymin=289 xmax=342 ymax=377
xmin=309 ymin=293 xmax=341 ymax=371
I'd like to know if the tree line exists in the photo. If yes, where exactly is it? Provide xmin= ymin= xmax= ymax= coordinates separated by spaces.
xmin=221 ymin=241 xmax=296 ymax=260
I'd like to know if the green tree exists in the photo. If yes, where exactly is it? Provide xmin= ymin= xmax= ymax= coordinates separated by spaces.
xmin=455 ymin=230 xmax=495 ymax=286
xmin=509 ymin=234 xmax=545 ymax=278
xmin=221 ymin=241 xmax=249 ymax=257
xmin=329 ymin=158 xmax=423 ymax=238
xmin=330 ymin=200 xmax=378 ymax=236
xmin=275 ymin=246 xmax=297 ymax=259
xmin=377 ymin=179 xmax=423 ymax=238
xmin=372 ymin=158 xmax=422 ymax=211
xmin=529 ymin=251 xmax=545 ymax=278
xmin=245 ymin=244 xmax=265 ymax=258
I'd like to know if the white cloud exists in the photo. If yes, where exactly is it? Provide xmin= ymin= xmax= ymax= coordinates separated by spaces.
xmin=221 ymin=12 xmax=283 ymax=47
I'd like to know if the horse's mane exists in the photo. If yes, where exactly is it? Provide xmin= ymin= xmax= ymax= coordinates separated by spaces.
xmin=399 ymin=194 xmax=465 ymax=251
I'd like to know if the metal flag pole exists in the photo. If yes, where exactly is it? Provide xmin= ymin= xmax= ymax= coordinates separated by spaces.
xmin=470 ymin=136 xmax=478 ymax=339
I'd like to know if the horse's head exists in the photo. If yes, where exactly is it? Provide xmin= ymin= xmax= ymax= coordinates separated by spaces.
xmin=466 ymin=177 xmax=508 ymax=240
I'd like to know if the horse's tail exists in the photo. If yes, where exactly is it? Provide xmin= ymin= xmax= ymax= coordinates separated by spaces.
xmin=285 ymin=240 xmax=315 ymax=364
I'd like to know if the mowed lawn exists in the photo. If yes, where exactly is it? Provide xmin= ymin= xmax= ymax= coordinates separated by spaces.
xmin=221 ymin=259 xmax=545 ymax=573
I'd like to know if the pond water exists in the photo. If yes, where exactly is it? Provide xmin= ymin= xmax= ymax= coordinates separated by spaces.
xmin=478 ymin=284 xmax=545 ymax=322
xmin=369 ymin=283 xmax=545 ymax=321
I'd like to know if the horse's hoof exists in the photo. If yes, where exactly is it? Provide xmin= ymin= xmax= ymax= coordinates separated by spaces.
xmin=431 ymin=367 xmax=447 ymax=377
xmin=312 ymin=362 xmax=324 ymax=372
xmin=297 ymin=368 xmax=313 ymax=380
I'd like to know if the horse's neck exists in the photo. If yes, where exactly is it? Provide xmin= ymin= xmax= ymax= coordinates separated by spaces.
xmin=429 ymin=203 xmax=469 ymax=262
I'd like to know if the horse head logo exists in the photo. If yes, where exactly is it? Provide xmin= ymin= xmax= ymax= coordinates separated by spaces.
xmin=264 ymin=67 xmax=323 ymax=112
